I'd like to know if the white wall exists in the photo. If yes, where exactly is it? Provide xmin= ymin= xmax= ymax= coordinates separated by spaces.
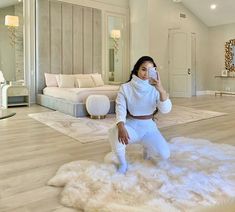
xmin=129 ymin=0 xmax=209 ymax=92
xmin=208 ymin=23 xmax=235 ymax=91
xmin=0 ymin=6 xmax=15 ymax=81
xmin=129 ymin=0 xmax=149 ymax=66
xmin=14 ymin=2 xmax=24 ymax=81
xmin=0 ymin=4 xmax=23 ymax=82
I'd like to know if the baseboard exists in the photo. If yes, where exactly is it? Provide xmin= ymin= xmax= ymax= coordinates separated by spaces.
xmin=196 ymin=90 xmax=215 ymax=96
xmin=196 ymin=90 xmax=235 ymax=96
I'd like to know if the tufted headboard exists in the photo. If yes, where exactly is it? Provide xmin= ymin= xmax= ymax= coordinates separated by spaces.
xmin=36 ymin=0 xmax=102 ymax=93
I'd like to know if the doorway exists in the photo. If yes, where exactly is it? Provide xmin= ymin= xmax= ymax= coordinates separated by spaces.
xmin=168 ymin=29 xmax=196 ymax=97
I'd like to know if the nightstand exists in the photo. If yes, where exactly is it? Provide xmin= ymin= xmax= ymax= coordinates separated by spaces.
xmin=1 ymin=84 xmax=30 ymax=108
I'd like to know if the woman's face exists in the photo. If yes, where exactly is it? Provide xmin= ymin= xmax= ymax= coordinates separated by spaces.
xmin=137 ymin=61 xmax=154 ymax=80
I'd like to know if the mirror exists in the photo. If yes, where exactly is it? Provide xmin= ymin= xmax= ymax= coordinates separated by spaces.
xmin=225 ymin=39 xmax=235 ymax=72
xmin=107 ymin=15 xmax=124 ymax=83
xmin=0 ymin=0 xmax=24 ymax=83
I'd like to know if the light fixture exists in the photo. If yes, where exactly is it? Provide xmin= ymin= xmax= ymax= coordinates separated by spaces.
xmin=5 ymin=15 xmax=19 ymax=46
xmin=110 ymin=30 xmax=121 ymax=54
xmin=210 ymin=4 xmax=217 ymax=10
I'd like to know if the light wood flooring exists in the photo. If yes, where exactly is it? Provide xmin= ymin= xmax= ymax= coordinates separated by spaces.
xmin=0 ymin=95 xmax=235 ymax=211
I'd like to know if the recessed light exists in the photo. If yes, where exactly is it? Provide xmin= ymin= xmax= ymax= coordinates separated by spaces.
xmin=18 ymin=0 xmax=22 ymax=2
xmin=210 ymin=4 xmax=217 ymax=10
xmin=173 ymin=0 xmax=182 ymax=2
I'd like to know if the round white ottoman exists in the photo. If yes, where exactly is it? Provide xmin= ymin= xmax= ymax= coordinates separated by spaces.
xmin=86 ymin=95 xmax=110 ymax=119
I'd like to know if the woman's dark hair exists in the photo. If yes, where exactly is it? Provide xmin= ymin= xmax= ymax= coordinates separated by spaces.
xmin=128 ymin=56 xmax=157 ymax=81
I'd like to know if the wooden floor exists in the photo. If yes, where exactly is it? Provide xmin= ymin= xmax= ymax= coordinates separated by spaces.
xmin=0 ymin=95 xmax=235 ymax=211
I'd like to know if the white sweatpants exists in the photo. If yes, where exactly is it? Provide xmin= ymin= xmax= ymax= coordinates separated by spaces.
xmin=108 ymin=118 xmax=170 ymax=160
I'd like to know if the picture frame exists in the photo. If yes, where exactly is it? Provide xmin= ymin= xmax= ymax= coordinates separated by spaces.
xmin=221 ymin=69 xmax=228 ymax=77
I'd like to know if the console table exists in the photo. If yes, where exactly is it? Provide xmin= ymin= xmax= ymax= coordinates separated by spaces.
xmin=1 ymin=84 xmax=30 ymax=108
xmin=214 ymin=75 xmax=235 ymax=96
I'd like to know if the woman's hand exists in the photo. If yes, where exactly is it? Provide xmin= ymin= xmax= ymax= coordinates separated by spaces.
xmin=150 ymin=73 xmax=168 ymax=101
xmin=117 ymin=122 xmax=130 ymax=145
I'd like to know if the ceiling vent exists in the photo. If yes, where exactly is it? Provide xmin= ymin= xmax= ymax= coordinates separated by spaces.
xmin=180 ymin=13 xmax=186 ymax=18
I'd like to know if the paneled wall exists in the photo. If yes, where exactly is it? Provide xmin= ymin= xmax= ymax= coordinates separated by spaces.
xmin=36 ymin=0 xmax=102 ymax=93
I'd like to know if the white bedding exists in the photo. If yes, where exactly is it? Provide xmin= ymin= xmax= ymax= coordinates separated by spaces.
xmin=43 ymin=85 xmax=120 ymax=103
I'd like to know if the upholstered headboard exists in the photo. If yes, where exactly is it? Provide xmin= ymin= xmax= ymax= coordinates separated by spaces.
xmin=36 ymin=0 xmax=102 ymax=93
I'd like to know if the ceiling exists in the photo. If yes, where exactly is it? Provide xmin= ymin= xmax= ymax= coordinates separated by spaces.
xmin=1 ymin=0 xmax=235 ymax=27
xmin=0 ymin=0 xmax=20 ymax=8
xmin=180 ymin=0 xmax=235 ymax=27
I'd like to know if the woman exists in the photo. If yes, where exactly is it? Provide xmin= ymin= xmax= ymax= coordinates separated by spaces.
xmin=108 ymin=56 xmax=172 ymax=174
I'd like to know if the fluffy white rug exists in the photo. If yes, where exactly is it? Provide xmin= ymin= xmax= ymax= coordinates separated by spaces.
xmin=48 ymin=137 xmax=235 ymax=211
xmin=29 ymin=106 xmax=225 ymax=143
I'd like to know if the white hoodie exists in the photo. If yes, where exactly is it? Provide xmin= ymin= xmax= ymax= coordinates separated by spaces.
xmin=116 ymin=75 xmax=172 ymax=124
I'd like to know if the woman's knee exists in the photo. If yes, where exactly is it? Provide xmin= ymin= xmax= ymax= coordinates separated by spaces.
xmin=108 ymin=125 xmax=125 ymax=152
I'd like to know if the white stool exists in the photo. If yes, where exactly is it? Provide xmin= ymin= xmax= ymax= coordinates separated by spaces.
xmin=86 ymin=95 xmax=110 ymax=119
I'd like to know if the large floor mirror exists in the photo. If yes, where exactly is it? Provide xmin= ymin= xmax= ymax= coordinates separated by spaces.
xmin=0 ymin=0 xmax=24 ymax=83
xmin=105 ymin=12 xmax=129 ymax=84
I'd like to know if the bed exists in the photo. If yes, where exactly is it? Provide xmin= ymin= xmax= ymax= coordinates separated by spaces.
xmin=37 ymin=73 xmax=120 ymax=117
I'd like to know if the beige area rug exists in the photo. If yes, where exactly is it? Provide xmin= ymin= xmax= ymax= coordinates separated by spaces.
xmin=48 ymin=137 xmax=235 ymax=211
xmin=28 ymin=106 xmax=226 ymax=144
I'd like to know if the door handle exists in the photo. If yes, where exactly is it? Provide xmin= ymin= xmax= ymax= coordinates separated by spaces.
xmin=188 ymin=68 xmax=191 ymax=75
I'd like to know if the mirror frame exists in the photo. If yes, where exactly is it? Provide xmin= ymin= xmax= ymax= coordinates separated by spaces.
xmin=225 ymin=39 xmax=235 ymax=72
xmin=104 ymin=11 xmax=130 ymax=84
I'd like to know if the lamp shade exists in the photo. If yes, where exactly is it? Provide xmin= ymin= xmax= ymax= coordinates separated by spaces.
xmin=111 ymin=30 xmax=121 ymax=39
xmin=5 ymin=15 xmax=19 ymax=27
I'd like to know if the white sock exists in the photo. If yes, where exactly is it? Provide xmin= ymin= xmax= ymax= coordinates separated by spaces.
xmin=117 ymin=151 xmax=128 ymax=174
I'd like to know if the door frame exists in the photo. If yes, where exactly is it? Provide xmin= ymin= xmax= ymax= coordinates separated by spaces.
xmin=191 ymin=32 xmax=197 ymax=96
xmin=168 ymin=29 xmax=196 ymax=97
xmin=103 ymin=11 xmax=130 ymax=84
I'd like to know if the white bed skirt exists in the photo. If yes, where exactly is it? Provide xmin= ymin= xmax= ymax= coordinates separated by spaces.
xmin=37 ymin=94 xmax=115 ymax=117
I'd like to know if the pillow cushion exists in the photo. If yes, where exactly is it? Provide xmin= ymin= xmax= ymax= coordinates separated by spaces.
xmin=44 ymin=73 xmax=58 ymax=87
xmin=77 ymin=78 xmax=95 ymax=88
xmin=57 ymin=74 xmax=75 ymax=88
xmin=91 ymin=74 xmax=105 ymax=86
xmin=74 ymin=74 xmax=93 ymax=87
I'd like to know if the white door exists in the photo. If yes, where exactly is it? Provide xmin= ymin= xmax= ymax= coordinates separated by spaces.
xmin=169 ymin=30 xmax=192 ymax=97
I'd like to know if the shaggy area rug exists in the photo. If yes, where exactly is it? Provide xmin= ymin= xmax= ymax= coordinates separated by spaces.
xmin=48 ymin=137 xmax=235 ymax=212
xmin=29 ymin=106 xmax=225 ymax=143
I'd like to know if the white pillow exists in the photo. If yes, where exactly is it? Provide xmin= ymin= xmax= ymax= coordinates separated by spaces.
xmin=77 ymin=78 xmax=95 ymax=88
xmin=57 ymin=74 xmax=75 ymax=88
xmin=74 ymin=74 xmax=92 ymax=87
xmin=44 ymin=73 xmax=58 ymax=87
xmin=91 ymin=74 xmax=104 ymax=86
